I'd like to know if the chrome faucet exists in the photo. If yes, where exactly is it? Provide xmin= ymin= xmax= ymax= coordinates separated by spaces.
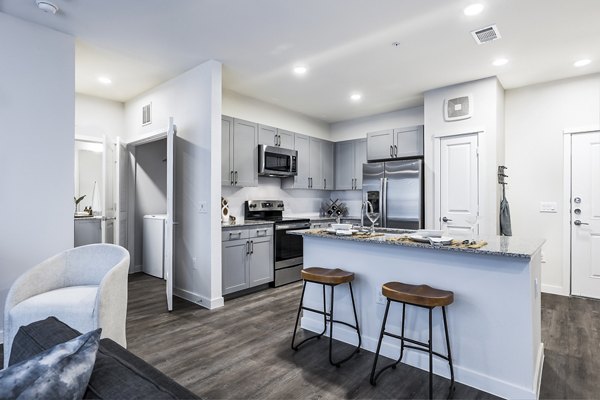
xmin=361 ymin=200 xmax=373 ymax=228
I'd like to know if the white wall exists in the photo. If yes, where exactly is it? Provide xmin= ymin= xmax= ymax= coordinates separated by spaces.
xmin=133 ymin=139 xmax=167 ymax=269
xmin=76 ymin=93 xmax=124 ymax=140
xmin=330 ymin=106 xmax=424 ymax=141
xmin=505 ymin=73 xmax=600 ymax=295
xmin=0 ymin=13 xmax=75 ymax=334
xmin=424 ymin=76 xmax=504 ymax=235
xmin=223 ymin=89 xmax=330 ymax=139
xmin=125 ymin=60 xmax=223 ymax=309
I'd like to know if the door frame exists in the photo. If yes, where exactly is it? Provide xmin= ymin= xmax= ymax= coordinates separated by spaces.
xmin=562 ymin=126 xmax=600 ymax=297
xmin=432 ymin=130 xmax=482 ymax=231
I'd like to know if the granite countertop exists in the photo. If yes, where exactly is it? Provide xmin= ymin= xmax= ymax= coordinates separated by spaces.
xmin=74 ymin=216 xmax=102 ymax=221
xmin=221 ymin=220 xmax=274 ymax=229
xmin=304 ymin=215 xmax=362 ymax=222
xmin=290 ymin=229 xmax=545 ymax=258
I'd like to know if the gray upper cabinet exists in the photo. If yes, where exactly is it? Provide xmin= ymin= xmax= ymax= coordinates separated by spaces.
xmin=367 ymin=126 xmax=423 ymax=161
xmin=222 ymin=118 xmax=258 ymax=187
xmin=258 ymin=124 xmax=278 ymax=146
xmin=277 ymin=129 xmax=294 ymax=149
xmin=322 ymin=140 xmax=334 ymax=190
xmin=367 ymin=129 xmax=394 ymax=161
xmin=335 ymin=138 xmax=366 ymax=190
xmin=222 ymin=116 xmax=233 ymax=186
xmin=309 ymin=137 xmax=323 ymax=190
xmin=283 ymin=133 xmax=310 ymax=189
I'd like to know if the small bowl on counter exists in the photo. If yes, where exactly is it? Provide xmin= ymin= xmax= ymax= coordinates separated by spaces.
xmin=331 ymin=223 xmax=353 ymax=231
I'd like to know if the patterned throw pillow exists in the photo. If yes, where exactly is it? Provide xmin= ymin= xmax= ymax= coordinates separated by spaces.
xmin=0 ymin=328 xmax=100 ymax=400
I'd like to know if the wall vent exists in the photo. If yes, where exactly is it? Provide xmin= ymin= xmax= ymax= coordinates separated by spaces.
xmin=142 ymin=103 xmax=152 ymax=126
xmin=444 ymin=95 xmax=473 ymax=121
xmin=471 ymin=25 xmax=501 ymax=44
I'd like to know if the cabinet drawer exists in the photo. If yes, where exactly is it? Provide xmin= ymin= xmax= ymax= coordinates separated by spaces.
xmin=222 ymin=229 xmax=250 ymax=242
xmin=249 ymin=226 xmax=273 ymax=238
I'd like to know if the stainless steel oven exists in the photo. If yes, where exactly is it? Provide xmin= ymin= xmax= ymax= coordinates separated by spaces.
xmin=258 ymin=145 xmax=298 ymax=177
xmin=245 ymin=200 xmax=310 ymax=286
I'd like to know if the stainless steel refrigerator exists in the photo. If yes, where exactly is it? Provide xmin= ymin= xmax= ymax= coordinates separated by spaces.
xmin=362 ymin=159 xmax=424 ymax=229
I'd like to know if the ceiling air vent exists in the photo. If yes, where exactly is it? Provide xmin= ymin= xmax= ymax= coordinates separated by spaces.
xmin=142 ymin=103 xmax=152 ymax=126
xmin=471 ymin=24 xmax=501 ymax=44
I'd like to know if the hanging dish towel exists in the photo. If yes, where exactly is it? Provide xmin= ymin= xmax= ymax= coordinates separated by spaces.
xmin=500 ymin=186 xmax=512 ymax=236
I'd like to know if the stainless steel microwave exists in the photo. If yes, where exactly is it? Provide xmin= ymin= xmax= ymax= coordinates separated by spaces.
xmin=258 ymin=145 xmax=298 ymax=177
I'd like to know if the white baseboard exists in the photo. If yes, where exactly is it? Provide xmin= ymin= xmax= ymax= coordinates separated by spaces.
xmin=541 ymin=284 xmax=568 ymax=296
xmin=173 ymin=287 xmax=224 ymax=309
xmin=129 ymin=264 xmax=143 ymax=274
xmin=301 ymin=316 xmax=539 ymax=399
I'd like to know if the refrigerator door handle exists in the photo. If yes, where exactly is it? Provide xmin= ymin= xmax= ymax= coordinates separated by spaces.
xmin=380 ymin=177 xmax=385 ymax=228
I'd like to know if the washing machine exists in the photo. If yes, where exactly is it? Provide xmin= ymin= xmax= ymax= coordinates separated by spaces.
xmin=143 ymin=214 xmax=167 ymax=278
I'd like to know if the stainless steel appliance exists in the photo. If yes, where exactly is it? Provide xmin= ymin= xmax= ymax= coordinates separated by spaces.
xmin=362 ymin=159 xmax=424 ymax=229
xmin=244 ymin=200 xmax=310 ymax=286
xmin=258 ymin=145 xmax=298 ymax=177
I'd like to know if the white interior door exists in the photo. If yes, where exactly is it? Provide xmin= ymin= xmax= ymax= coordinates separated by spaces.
xmin=115 ymin=137 xmax=128 ymax=248
xmin=571 ymin=131 xmax=600 ymax=298
xmin=439 ymin=134 xmax=479 ymax=236
xmin=102 ymin=135 xmax=116 ymax=244
xmin=165 ymin=118 xmax=176 ymax=311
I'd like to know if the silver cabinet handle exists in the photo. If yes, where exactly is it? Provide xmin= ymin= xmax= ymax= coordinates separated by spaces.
xmin=394 ymin=145 xmax=398 ymax=157
xmin=234 ymin=171 xmax=238 ymax=185
xmin=324 ymin=178 xmax=326 ymax=189
xmin=246 ymin=241 xmax=250 ymax=255
xmin=574 ymin=220 xmax=589 ymax=226
xmin=442 ymin=217 xmax=452 ymax=222
xmin=390 ymin=145 xmax=393 ymax=157
xmin=230 ymin=171 xmax=234 ymax=185
xmin=250 ymin=240 xmax=254 ymax=254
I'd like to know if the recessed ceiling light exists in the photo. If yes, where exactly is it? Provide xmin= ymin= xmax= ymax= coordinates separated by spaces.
xmin=97 ymin=76 xmax=112 ymax=85
xmin=36 ymin=0 xmax=58 ymax=14
xmin=574 ymin=59 xmax=591 ymax=67
xmin=293 ymin=66 xmax=308 ymax=75
xmin=464 ymin=3 xmax=484 ymax=16
xmin=492 ymin=58 xmax=509 ymax=66
xmin=350 ymin=93 xmax=362 ymax=101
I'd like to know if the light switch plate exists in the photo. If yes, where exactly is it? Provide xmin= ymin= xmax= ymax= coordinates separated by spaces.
xmin=540 ymin=202 xmax=557 ymax=213
xmin=198 ymin=201 xmax=208 ymax=214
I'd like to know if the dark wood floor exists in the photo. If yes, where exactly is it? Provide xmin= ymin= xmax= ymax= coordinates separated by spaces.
xmin=2 ymin=274 xmax=598 ymax=399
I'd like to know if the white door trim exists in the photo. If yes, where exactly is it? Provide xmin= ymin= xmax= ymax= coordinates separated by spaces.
xmin=433 ymin=131 xmax=482 ymax=230
xmin=561 ymin=127 xmax=600 ymax=297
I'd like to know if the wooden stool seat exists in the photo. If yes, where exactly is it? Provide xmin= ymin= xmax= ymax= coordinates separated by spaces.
xmin=382 ymin=282 xmax=454 ymax=307
xmin=301 ymin=267 xmax=355 ymax=285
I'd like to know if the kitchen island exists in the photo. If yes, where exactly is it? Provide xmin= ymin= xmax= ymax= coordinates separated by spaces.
xmin=292 ymin=230 xmax=544 ymax=399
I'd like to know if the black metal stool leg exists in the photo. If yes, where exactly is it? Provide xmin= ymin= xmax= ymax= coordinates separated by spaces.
xmin=291 ymin=281 xmax=307 ymax=350
xmin=442 ymin=306 xmax=455 ymax=397
xmin=370 ymin=299 xmax=391 ymax=385
xmin=428 ymin=307 xmax=433 ymax=400
xmin=349 ymin=282 xmax=362 ymax=351
xmin=392 ymin=302 xmax=406 ymax=370
xmin=291 ymin=282 xmax=327 ymax=351
xmin=328 ymin=284 xmax=337 ymax=366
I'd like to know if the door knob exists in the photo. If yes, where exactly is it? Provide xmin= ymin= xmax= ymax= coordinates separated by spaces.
xmin=574 ymin=220 xmax=589 ymax=226
xmin=442 ymin=217 xmax=452 ymax=223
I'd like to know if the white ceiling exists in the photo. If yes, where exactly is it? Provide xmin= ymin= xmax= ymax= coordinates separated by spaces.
xmin=2 ymin=0 xmax=599 ymax=122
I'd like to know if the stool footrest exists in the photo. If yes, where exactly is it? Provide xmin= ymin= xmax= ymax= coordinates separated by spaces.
xmin=383 ymin=332 xmax=450 ymax=362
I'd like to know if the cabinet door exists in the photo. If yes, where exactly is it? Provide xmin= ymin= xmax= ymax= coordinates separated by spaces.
xmin=322 ymin=140 xmax=334 ymax=190
xmin=222 ymin=239 xmax=249 ymax=295
xmin=277 ymin=129 xmax=294 ymax=149
xmin=309 ymin=137 xmax=323 ymax=189
xmin=335 ymin=141 xmax=355 ymax=190
xmin=222 ymin=116 xmax=233 ymax=186
xmin=394 ymin=126 xmax=424 ymax=158
xmin=248 ymin=236 xmax=273 ymax=287
xmin=367 ymin=129 xmax=394 ymax=161
xmin=232 ymin=119 xmax=258 ymax=187
xmin=293 ymin=133 xmax=310 ymax=189
xmin=258 ymin=124 xmax=277 ymax=146
xmin=354 ymin=138 xmax=367 ymax=189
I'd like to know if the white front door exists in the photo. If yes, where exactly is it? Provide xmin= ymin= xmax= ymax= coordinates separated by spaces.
xmin=165 ymin=118 xmax=177 ymax=311
xmin=571 ymin=131 xmax=600 ymax=298
xmin=439 ymin=134 xmax=479 ymax=236
xmin=102 ymin=135 xmax=116 ymax=244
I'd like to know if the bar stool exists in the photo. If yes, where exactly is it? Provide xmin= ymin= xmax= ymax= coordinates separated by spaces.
xmin=370 ymin=282 xmax=455 ymax=399
xmin=291 ymin=267 xmax=362 ymax=367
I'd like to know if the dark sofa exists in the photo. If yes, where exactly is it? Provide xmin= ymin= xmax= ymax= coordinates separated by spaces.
xmin=8 ymin=317 xmax=200 ymax=399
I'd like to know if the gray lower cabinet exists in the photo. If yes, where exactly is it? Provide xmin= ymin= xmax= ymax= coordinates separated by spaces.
xmin=335 ymin=138 xmax=366 ymax=190
xmin=222 ymin=226 xmax=273 ymax=295
xmin=222 ymin=116 xmax=258 ymax=187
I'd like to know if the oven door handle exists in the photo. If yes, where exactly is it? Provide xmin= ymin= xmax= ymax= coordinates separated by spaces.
xmin=276 ymin=223 xmax=311 ymax=231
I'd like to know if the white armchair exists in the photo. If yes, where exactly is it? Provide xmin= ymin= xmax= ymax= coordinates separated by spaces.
xmin=3 ymin=243 xmax=130 ymax=367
